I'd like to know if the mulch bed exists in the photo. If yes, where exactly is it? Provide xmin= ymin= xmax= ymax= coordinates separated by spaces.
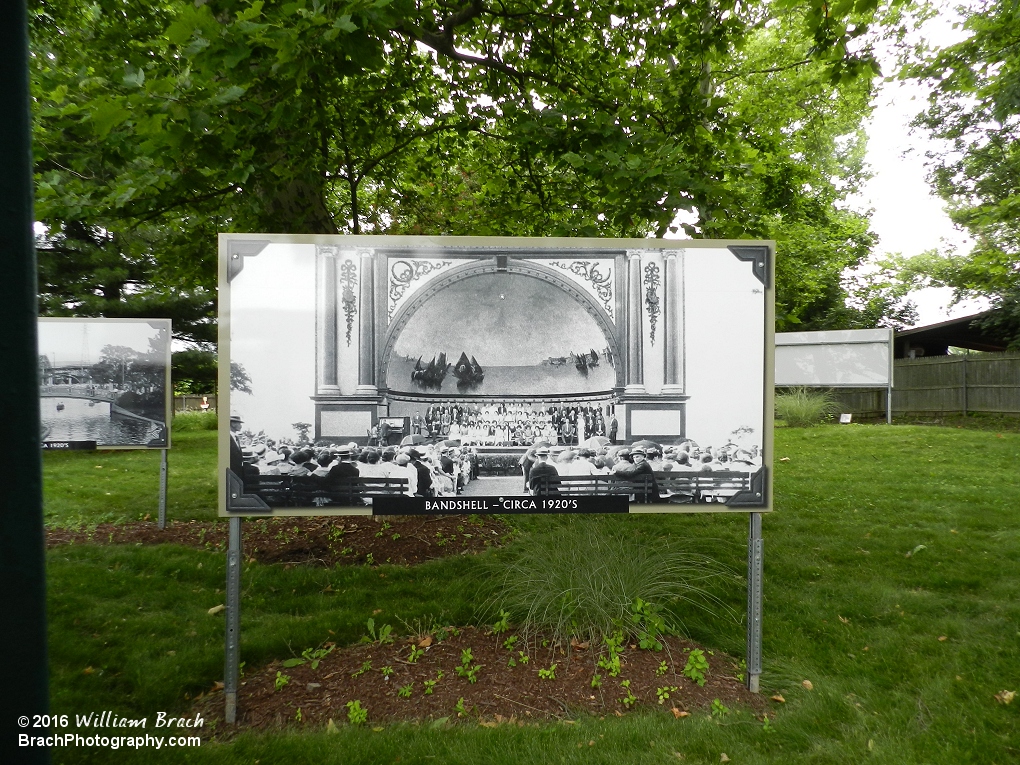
xmin=195 ymin=627 xmax=768 ymax=730
xmin=46 ymin=515 xmax=509 ymax=567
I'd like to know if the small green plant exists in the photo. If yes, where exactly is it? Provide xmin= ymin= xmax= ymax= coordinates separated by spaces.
xmin=274 ymin=671 xmax=290 ymax=691
xmin=346 ymin=700 xmax=367 ymax=725
xmin=283 ymin=644 xmax=335 ymax=669
xmin=517 ymin=651 xmax=530 ymax=665
xmin=736 ymin=658 xmax=747 ymax=683
xmin=294 ymin=707 xmax=302 ymax=722
xmin=630 ymin=597 xmax=666 ymax=651
xmin=352 ymin=660 xmax=372 ymax=678
xmin=422 ymin=669 xmax=445 ymax=695
xmin=398 ymin=683 xmax=414 ymax=698
xmin=456 ymin=648 xmax=481 ymax=683
xmin=711 ymin=698 xmax=730 ymax=717
xmin=455 ymin=697 xmax=468 ymax=717
xmin=682 ymin=649 xmax=709 ymax=687
xmin=365 ymin=552 xmax=375 ymax=565
xmin=407 ymin=645 xmax=425 ymax=663
xmin=598 ymin=631 xmax=625 ymax=677
xmin=492 ymin=610 xmax=511 ymax=634
xmin=656 ymin=660 xmax=669 ymax=676
xmin=619 ymin=679 xmax=637 ymax=708
xmin=507 ymin=656 xmax=517 ymax=668
xmin=537 ymin=663 xmax=557 ymax=680
xmin=380 ymin=665 xmax=394 ymax=679
xmin=591 ymin=673 xmax=602 ymax=689
xmin=363 ymin=618 xmax=394 ymax=645
xmin=391 ymin=533 xmax=401 ymax=541
xmin=762 ymin=714 xmax=774 ymax=733
xmin=502 ymin=635 xmax=518 ymax=650
xmin=656 ymin=686 xmax=679 ymax=704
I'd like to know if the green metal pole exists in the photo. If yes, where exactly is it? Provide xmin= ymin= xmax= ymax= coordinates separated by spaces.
xmin=0 ymin=1 xmax=51 ymax=762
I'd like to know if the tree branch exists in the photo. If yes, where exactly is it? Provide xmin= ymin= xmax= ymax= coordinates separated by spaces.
xmin=714 ymin=58 xmax=814 ymax=86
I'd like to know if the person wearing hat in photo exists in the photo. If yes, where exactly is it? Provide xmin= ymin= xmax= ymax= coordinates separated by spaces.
xmin=406 ymin=449 xmax=433 ymax=497
xmin=229 ymin=412 xmax=245 ymax=479
xmin=320 ymin=445 xmax=362 ymax=505
xmin=528 ymin=446 xmax=560 ymax=495
xmin=325 ymin=445 xmax=360 ymax=481
xmin=390 ymin=453 xmax=418 ymax=496
xmin=608 ymin=412 xmax=619 ymax=444
xmin=615 ymin=446 xmax=659 ymax=503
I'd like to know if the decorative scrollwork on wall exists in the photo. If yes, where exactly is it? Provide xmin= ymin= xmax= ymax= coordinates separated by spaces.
xmin=388 ymin=260 xmax=452 ymax=320
xmin=548 ymin=260 xmax=614 ymax=320
xmin=340 ymin=259 xmax=358 ymax=346
xmin=644 ymin=262 xmax=661 ymax=345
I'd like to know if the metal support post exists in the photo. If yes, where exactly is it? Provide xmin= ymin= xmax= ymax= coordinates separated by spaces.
xmin=746 ymin=512 xmax=763 ymax=693
xmin=0 ymin=3 xmax=51 ymax=759
xmin=158 ymin=449 xmax=168 ymax=529
xmin=886 ymin=384 xmax=892 ymax=425
xmin=224 ymin=517 xmax=242 ymax=724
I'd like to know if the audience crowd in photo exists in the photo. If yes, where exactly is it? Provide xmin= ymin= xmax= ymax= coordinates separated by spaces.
xmin=232 ymin=407 xmax=761 ymax=505
xmin=235 ymin=430 xmax=476 ymax=500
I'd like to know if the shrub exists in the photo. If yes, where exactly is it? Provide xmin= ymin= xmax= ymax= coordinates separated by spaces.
xmin=477 ymin=517 xmax=737 ymax=646
xmin=774 ymin=387 xmax=838 ymax=427
xmin=173 ymin=409 xmax=218 ymax=431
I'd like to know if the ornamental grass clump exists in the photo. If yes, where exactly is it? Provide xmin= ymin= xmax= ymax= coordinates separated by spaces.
xmin=774 ymin=387 xmax=839 ymax=427
xmin=477 ymin=517 xmax=737 ymax=647
xmin=172 ymin=409 xmax=218 ymax=431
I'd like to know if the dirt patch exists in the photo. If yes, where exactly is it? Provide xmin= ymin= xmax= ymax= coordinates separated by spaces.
xmin=196 ymin=627 xmax=768 ymax=730
xmin=46 ymin=515 xmax=509 ymax=567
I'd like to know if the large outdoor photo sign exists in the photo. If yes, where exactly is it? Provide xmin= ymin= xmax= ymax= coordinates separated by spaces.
xmin=219 ymin=235 xmax=774 ymax=516
xmin=38 ymin=318 xmax=172 ymax=449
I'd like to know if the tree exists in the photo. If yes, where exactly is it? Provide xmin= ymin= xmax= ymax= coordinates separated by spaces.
xmin=31 ymin=0 xmax=903 ymax=334
xmin=904 ymin=0 xmax=1020 ymax=344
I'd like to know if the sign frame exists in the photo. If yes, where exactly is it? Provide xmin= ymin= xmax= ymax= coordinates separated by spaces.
xmin=775 ymin=328 xmax=894 ymax=424
xmin=38 ymin=317 xmax=172 ymax=451
xmin=218 ymin=234 xmax=775 ymax=517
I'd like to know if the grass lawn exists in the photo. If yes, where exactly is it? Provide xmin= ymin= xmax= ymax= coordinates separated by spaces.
xmin=43 ymin=430 xmax=218 ymax=527
xmin=42 ymin=423 xmax=1020 ymax=763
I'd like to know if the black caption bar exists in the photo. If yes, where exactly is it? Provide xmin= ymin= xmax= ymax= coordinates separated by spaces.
xmin=42 ymin=441 xmax=97 ymax=451
xmin=373 ymin=495 xmax=630 ymax=515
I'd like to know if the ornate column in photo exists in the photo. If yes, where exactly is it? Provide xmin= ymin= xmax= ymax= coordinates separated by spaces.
xmin=356 ymin=249 xmax=377 ymax=394
xmin=625 ymin=250 xmax=645 ymax=393
xmin=313 ymin=245 xmax=381 ymax=443
xmin=662 ymin=249 xmax=684 ymax=394
xmin=316 ymin=250 xmax=339 ymax=392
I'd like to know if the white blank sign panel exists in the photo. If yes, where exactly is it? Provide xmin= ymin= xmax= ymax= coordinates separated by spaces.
xmin=775 ymin=329 xmax=892 ymax=387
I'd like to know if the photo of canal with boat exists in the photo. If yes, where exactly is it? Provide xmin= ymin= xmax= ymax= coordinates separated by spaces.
xmin=38 ymin=318 xmax=172 ymax=448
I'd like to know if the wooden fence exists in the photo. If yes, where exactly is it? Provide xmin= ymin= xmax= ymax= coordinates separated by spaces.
xmin=828 ymin=352 xmax=1020 ymax=417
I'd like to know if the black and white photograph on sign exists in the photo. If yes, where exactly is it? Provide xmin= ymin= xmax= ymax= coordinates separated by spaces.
xmin=222 ymin=238 xmax=769 ymax=514
xmin=38 ymin=318 xmax=171 ymax=448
